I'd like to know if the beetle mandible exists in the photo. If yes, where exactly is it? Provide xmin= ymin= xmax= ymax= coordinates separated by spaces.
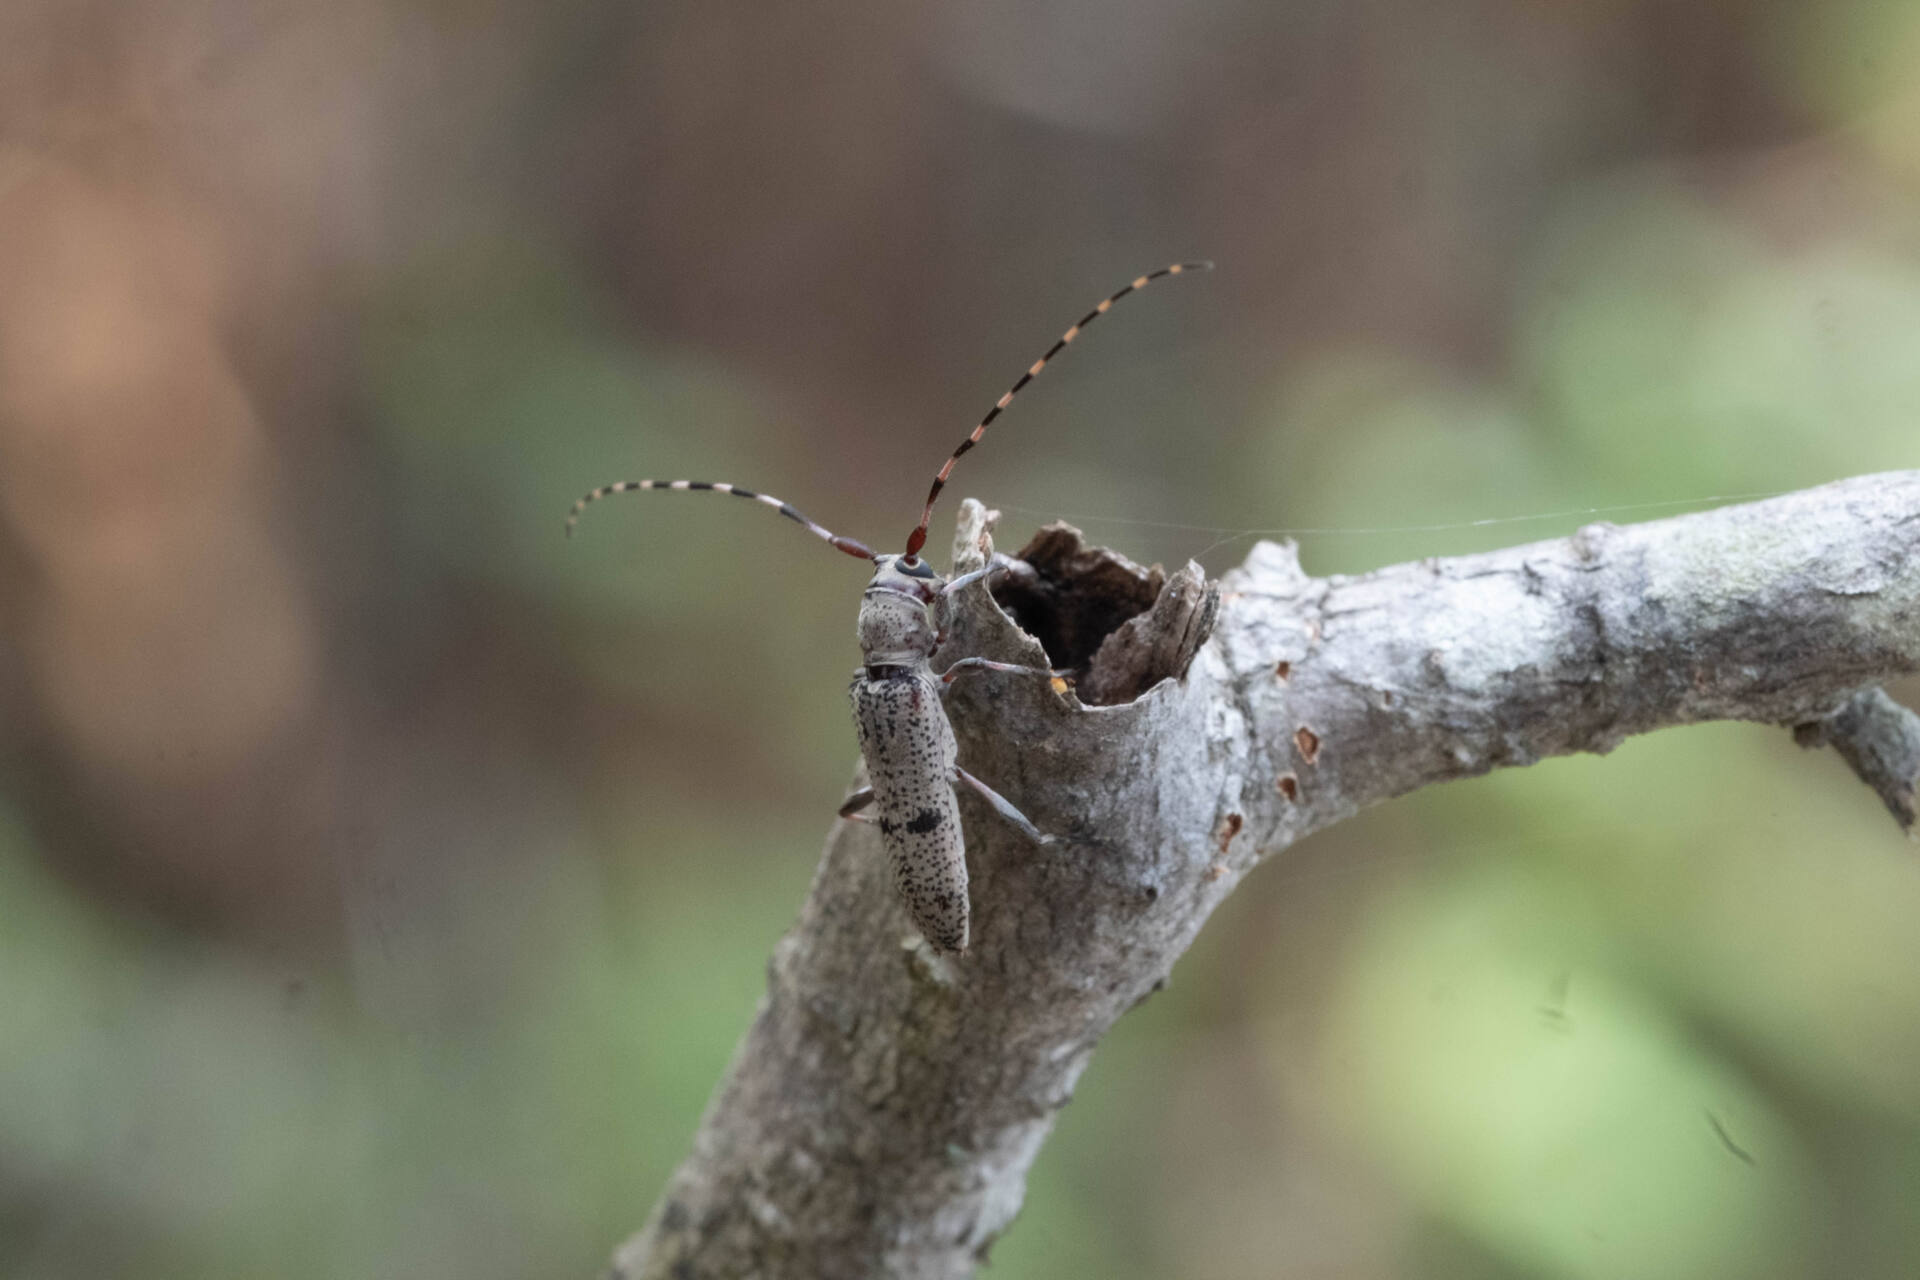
xmin=568 ymin=263 xmax=1211 ymax=952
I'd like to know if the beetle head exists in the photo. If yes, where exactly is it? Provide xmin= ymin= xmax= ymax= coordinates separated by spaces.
xmin=858 ymin=554 xmax=945 ymax=665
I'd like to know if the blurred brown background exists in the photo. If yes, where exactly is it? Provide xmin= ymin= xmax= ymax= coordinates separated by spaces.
xmin=3 ymin=2 xmax=1920 ymax=1276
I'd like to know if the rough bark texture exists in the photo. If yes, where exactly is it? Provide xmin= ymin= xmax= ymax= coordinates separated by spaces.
xmin=611 ymin=470 xmax=1920 ymax=1280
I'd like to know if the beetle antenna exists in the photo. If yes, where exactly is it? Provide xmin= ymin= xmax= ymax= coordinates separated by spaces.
xmin=901 ymin=261 xmax=1213 ymax=560
xmin=567 ymin=479 xmax=877 ymax=561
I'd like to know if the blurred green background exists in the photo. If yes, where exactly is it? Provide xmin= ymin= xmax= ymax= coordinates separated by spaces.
xmin=2 ymin=2 xmax=1919 ymax=1276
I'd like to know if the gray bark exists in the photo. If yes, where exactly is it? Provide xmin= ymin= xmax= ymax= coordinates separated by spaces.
xmin=611 ymin=470 xmax=1920 ymax=1280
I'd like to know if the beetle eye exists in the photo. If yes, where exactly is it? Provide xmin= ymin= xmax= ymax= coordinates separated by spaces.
xmin=900 ymin=557 xmax=936 ymax=579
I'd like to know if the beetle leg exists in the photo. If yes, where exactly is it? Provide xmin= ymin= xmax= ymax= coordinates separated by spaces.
xmin=952 ymin=766 xmax=1056 ymax=845
xmin=837 ymin=787 xmax=876 ymax=823
xmin=941 ymin=552 xmax=1019 ymax=598
xmin=939 ymin=657 xmax=1068 ymax=688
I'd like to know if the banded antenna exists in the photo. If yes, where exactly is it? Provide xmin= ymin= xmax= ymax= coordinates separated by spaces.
xmin=566 ymin=479 xmax=877 ymax=562
xmin=902 ymin=261 xmax=1214 ymax=561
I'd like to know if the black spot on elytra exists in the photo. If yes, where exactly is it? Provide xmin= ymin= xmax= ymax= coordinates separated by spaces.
xmin=906 ymin=808 xmax=943 ymax=834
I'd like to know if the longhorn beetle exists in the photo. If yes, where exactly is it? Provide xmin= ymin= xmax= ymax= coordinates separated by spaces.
xmin=568 ymin=263 xmax=1212 ymax=953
